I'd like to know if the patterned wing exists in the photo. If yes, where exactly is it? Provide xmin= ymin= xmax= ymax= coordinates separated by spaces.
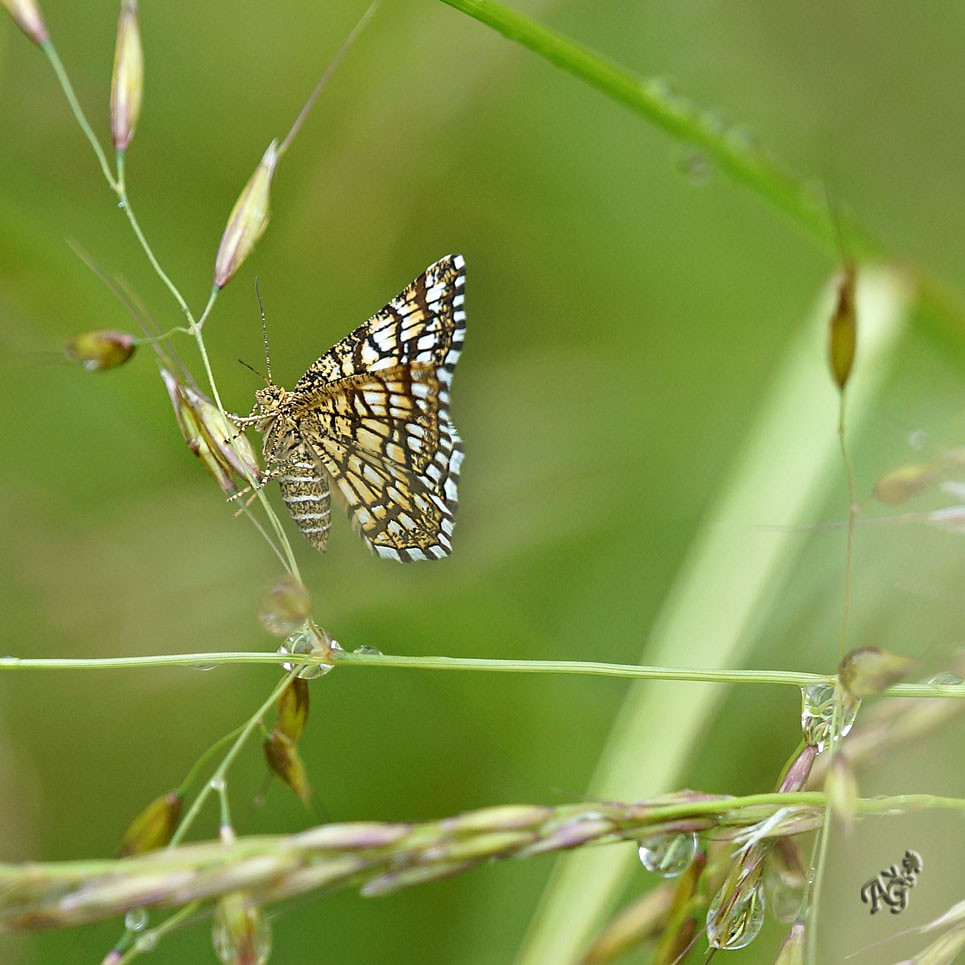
xmin=288 ymin=255 xmax=465 ymax=561
xmin=291 ymin=254 xmax=465 ymax=392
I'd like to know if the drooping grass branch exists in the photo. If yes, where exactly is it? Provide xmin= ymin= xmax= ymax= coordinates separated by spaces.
xmin=2 ymin=791 xmax=962 ymax=931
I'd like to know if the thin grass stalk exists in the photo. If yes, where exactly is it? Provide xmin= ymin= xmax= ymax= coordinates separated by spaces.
xmin=1 ymin=650 xmax=962 ymax=699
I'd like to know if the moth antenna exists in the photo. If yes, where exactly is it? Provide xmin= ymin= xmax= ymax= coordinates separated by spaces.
xmin=254 ymin=277 xmax=273 ymax=385
xmin=238 ymin=358 xmax=269 ymax=384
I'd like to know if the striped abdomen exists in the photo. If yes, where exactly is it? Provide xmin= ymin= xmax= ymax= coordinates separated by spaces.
xmin=265 ymin=426 xmax=332 ymax=553
xmin=277 ymin=453 xmax=331 ymax=551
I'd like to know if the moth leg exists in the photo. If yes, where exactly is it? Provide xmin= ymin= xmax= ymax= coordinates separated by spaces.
xmin=228 ymin=462 xmax=278 ymax=514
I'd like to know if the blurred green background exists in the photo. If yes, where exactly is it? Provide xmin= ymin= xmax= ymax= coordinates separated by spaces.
xmin=1 ymin=1 xmax=964 ymax=962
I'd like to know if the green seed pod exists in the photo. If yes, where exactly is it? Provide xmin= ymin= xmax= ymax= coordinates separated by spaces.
xmin=65 ymin=329 xmax=135 ymax=371
xmin=258 ymin=576 xmax=311 ymax=638
xmin=110 ymin=1 xmax=143 ymax=150
xmin=276 ymin=676 xmax=310 ymax=742
xmin=213 ymin=141 xmax=277 ymax=288
xmin=212 ymin=891 xmax=271 ymax=965
xmin=118 ymin=790 xmax=182 ymax=857
xmin=839 ymin=646 xmax=915 ymax=698
xmin=161 ymin=368 xmax=261 ymax=494
xmin=825 ymin=753 xmax=858 ymax=835
xmin=264 ymin=730 xmax=311 ymax=806
xmin=828 ymin=262 xmax=857 ymax=391
xmin=1 ymin=0 xmax=48 ymax=45
xmin=774 ymin=921 xmax=806 ymax=965
xmin=872 ymin=462 xmax=942 ymax=505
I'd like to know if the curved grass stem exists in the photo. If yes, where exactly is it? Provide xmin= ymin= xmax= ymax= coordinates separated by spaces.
xmin=42 ymin=41 xmax=116 ymax=189
xmin=170 ymin=673 xmax=293 ymax=848
xmin=437 ymin=0 xmax=965 ymax=341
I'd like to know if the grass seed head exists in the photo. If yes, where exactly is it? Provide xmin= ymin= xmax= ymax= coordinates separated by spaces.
xmin=872 ymin=461 xmax=942 ymax=505
xmin=258 ymin=576 xmax=311 ymax=637
xmin=839 ymin=646 xmax=916 ymax=698
xmin=65 ymin=329 xmax=135 ymax=371
xmin=160 ymin=368 xmax=261 ymax=494
xmin=212 ymin=891 xmax=271 ymax=965
xmin=213 ymin=141 xmax=277 ymax=289
xmin=774 ymin=920 xmax=806 ymax=965
xmin=263 ymin=730 xmax=311 ymax=806
xmin=1 ymin=0 xmax=48 ymax=45
xmin=110 ymin=1 xmax=143 ymax=150
xmin=118 ymin=790 xmax=182 ymax=857
xmin=825 ymin=752 xmax=858 ymax=835
xmin=828 ymin=261 xmax=857 ymax=390
xmin=275 ymin=676 xmax=309 ymax=742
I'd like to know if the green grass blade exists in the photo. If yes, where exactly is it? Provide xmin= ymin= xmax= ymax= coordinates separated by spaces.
xmin=518 ymin=268 xmax=912 ymax=963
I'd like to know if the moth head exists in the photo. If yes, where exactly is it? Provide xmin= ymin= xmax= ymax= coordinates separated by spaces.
xmin=255 ymin=383 xmax=285 ymax=413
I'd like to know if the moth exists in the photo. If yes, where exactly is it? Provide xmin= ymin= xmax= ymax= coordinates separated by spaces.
xmin=239 ymin=254 xmax=465 ymax=562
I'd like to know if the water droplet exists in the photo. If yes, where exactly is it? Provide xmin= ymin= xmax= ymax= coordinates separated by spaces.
xmin=706 ymin=878 xmax=765 ymax=949
xmin=765 ymin=871 xmax=803 ymax=923
xmin=702 ymin=109 xmax=730 ymax=134
xmin=191 ymin=663 xmax=216 ymax=672
xmin=117 ymin=199 xmax=126 ymax=209
xmin=929 ymin=671 xmax=964 ymax=686
xmin=209 ymin=777 xmax=226 ymax=792
xmin=637 ymin=831 xmax=697 ymax=877
xmin=279 ymin=625 xmax=336 ymax=679
xmin=643 ymin=76 xmax=677 ymax=101
xmin=726 ymin=124 xmax=758 ymax=153
xmin=800 ymin=684 xmax=858 ymax=751
xmin=353 ymin=645 xmax=383 ymax=656
xmin=125 ymin=908 xmax=149 ymax=932
xmin=675 ymin=147 xmax=714 ymax=185
xmin=133 ymin=932 xmax=158 ymax=952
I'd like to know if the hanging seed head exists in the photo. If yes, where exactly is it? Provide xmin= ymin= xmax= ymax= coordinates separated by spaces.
xmin=1 ymin=0 xmax=48 ymax=45
xmin=257 ymin=575 xmax=311 ymax=637
xmin=777 ymin=743 xmax=818 ymax=793
xmin=828 ymin=261 xmax=857 ymax=390
xmin=213 ymin=140 xmax=278 ymax=289
xmin=212 ymin=891 xmax=271 ymax=965
xmin=264 ymin=729 xmax=311 ymax=806
xmin=110 ymin=1 xmax=143 ymax=150
xmin=825 ymin=753 xmax=858 ymax=835
xmin=774 ymin=920 xmax=806 ymax=965
xmin=65 ymin=329 xmax=135 ymax=371
xmin=276 ymin=676 xmax=310 ymax=742
xmin=872 ymin=461 xmax=942 ymax=505
xmin=160 ymin=368 xmax=260 ymax=494
xmin=118 ymin=790 xmax=182 ymax=856
xmin=839 ymin=646 xmax=915 ymax=698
